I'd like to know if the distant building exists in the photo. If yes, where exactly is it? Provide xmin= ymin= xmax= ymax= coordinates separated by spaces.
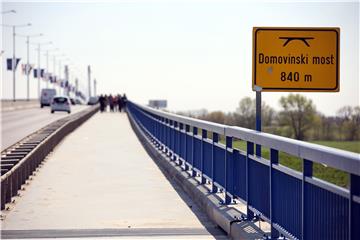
xmin=148 ymin=100 xmax=167 ymax=109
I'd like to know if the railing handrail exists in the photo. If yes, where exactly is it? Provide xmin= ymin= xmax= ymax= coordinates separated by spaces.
xmin=132 ymin=102 xmax=226 ymax=135
xmin=132 ymin=101 xmax=360 ymax=176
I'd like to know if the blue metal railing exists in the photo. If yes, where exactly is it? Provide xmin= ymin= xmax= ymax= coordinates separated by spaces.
xmin=127 ymin=101 xmax=360 ymax=240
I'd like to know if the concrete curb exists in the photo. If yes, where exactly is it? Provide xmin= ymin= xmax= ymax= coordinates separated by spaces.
xmin=128 ymin=113 xmax=266 ymax=240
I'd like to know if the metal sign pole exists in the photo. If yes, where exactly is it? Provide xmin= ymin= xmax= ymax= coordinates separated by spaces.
xmin=255 ymin=86 xmax=262 ymax=157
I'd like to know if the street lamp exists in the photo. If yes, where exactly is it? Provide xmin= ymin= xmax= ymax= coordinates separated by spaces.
xmin=44 ymin=48 xmax=58 ymax=88
xmin=1 ymin=23 xmax=32 ymax=101
xmin=16 ymin=33 xmax=43 ymax=101
xmin=51 ymin=53 xmax=65 ymax=94
xmin=58 ymin=57 xmax=71 ymax=95
xmin=32 ymin=41 xmax=52 ymax=98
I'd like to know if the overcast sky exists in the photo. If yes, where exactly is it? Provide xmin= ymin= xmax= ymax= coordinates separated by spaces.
xmin=1 ymin=0 xmax=359 ymax=115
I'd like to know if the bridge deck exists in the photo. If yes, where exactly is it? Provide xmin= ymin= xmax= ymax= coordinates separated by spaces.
xmin=1 ymin=112 xmax=226 ymax=239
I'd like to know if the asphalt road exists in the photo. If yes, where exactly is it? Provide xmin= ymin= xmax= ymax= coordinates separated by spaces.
xmin=1 ymin=105 xmax=90 ymax=151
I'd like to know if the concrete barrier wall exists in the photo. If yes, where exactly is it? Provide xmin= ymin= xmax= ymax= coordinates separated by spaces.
xmin=1 ymin=99 xmax=39 ymax=112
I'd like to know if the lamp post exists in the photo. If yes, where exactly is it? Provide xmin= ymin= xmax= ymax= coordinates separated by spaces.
xmin=33 ymin=41 xmax=52 ymax=98
xmin=59 ymin=58 xmax=71 ymax=95
xmin=93 ymin=79 xmax=97 ymax=96
xmin=16 ymin=33 xmax=43 ymax=101
xmin=44 ymin=48 xmax=58 ymax=88
xmin=53 ymin=54 xmax=65 ymax=94
xmin=1 ymin=23 xmax=31 ymax=101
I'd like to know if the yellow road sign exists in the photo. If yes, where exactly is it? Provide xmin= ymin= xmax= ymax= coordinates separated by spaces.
xmin=253 ymin=27 xmax=340 ymax=92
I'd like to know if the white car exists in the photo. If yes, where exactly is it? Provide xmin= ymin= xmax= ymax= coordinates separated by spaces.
xmin=51 ymin=96 xmax=71 ymax=114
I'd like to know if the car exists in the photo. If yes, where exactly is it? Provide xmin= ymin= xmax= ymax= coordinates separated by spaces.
xmin=51 ymin=96 xmax=71 ymax=114
xmin=40 ymin=88 xmax=57 ymax=108
xmin=87 ymin=96 xmax=99 ymax=105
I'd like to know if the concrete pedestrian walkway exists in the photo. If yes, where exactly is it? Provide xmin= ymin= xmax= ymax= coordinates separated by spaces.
xmin=1 ymin=113 xmax=227 ymax=239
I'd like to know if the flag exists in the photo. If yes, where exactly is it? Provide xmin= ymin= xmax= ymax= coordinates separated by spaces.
xmin=26 ymin=64 xmax=33 ymax=75
xmin=40 ymin=69 xmax=45 ymax=78
xmin=21 ymin=64 xmax=33 ymax=75
xmin=6 ymin=58 xmax=21 ymax=70
xmin=34 ymin=69 xmax=38 ymax=78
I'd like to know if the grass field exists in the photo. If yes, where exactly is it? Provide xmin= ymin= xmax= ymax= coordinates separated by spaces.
xmin=231 ymin=140 xmax=360 ymax=187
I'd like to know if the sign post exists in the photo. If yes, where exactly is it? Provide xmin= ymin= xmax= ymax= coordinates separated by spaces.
xmin=252 ymin=27 xmax=340 ymax=154
xmin=251 ymin=26 xmax=340 ymax=239
xmin=254 ymin=85 xmax=262 ymax=157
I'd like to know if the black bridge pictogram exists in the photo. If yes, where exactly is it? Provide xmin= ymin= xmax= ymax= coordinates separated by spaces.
xmin=279 ymin=37 xmax=314 ymax=47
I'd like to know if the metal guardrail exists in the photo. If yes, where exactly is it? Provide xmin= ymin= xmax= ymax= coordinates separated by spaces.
xmin=127 ymin=101 xmax=360 ymax=240
xmin=1 ymin=106 xmax=99 ymax=210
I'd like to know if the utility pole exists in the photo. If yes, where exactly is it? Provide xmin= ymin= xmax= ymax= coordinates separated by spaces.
xmin=87 ymin=65 xmax=91 ymax=98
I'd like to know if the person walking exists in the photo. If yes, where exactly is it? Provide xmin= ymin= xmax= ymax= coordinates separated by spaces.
xmin=122 ymin=94 xmax=127 ymax=112
xmin=117 ymin=94 xmax=123 ymax=112
xmin=109 ymin=94 xmax=114 ymax=112
xmin=99 ymin=94 xmax=106 ymax=112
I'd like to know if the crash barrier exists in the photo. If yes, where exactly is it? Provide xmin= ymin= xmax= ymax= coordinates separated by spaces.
xmin=127 ymin=101 xmax=360 ymax=240
xmin=1 ymin=106 xmax=99 ymax=210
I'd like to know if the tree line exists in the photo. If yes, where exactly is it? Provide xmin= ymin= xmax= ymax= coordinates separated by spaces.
xmin=177 ymin=94 xmax=360 ymax=141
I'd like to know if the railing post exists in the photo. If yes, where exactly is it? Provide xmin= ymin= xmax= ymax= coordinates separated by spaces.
xmin=169 ymin=120 xmax=173 ymax=158
xmin=200 ymin=129 xmax=207 ymax=184
xmin=302 ymin=159 xmax=313 ymax=240
xmin=184 ymin=124 xmax=190 ymax=171
xmin=270 ymin=149 xmax=279 ymax=238
xmin=224 ymin=136 xmax=232 ymax=204
xmin=179 ymin=123 xmax=184 ymax=167
xmin=164 ymin=119 xmax=169 ymax=154
xmin=172 ymin=121 xmax=177 ymax=161
xmin=160 ymin=117 xmax=164 ymax=151
xmin=246 ymin=141 xmax=254 ymax=219
xmin=192 ymin=127 xmax=198 ymax=177
xmin=157 ymin=117 xmax=161 ymax=148
xmin=211 ymin=132 xmax=219 ymax=193
xmin=154 ymin=116 xmax=159 ymax=147
xmin=350 ymin=174 xmax=360 ymax=240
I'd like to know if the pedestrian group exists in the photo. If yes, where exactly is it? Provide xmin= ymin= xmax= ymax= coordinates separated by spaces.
xmin=98 ymin=94 xmax=127 ymax=113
